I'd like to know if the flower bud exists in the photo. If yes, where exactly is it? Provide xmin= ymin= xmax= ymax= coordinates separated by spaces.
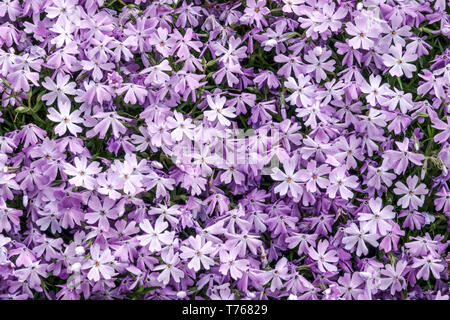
xmin=75 ymin=246 xmax=85 ymax=255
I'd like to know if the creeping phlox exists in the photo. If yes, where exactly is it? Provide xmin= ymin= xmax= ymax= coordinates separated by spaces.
xmin=0 ymin=0 xmax=449 ymax=300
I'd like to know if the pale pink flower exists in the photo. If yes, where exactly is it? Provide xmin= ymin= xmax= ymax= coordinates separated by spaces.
xmin=412 ymin=255 xmax=445 ymax=280
xmin=83 ymin=245 xmax=117 ymax=282
xmin=327 ymin=166 xmax=359 ymax=200
xmin=219 ymin=246 xmax=249 ymax=280
xmin=204 ymin=95 xmax=236 ymax=127
xmin=342 ymin=223 xmax=379 ymax=256
xmin=180 ymin=235 xmax=215 ymax=271
xmin=63 ymin=157 xmax=102 ymax=190
xmin=42 ymin=73 xmax=77 ymax=107
xmin=308 ymin=239 xmax=339 ymax=273
xmin=271 ymin=157 xmax=303 ymax=199
xmin=284 ymin=75 xmax=315 ymax=107
xmin=357 ymin=198 xmax=396 ymax=236
xmin=154 ymin=252 xmax=184 ymax=285
xmin=382 ymin=44 xmax=417 ymax=78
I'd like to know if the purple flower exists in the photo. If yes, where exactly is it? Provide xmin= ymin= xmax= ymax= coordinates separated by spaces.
xmin=47 ymin=102 xmax=84 ymax=137
xmin=337 ymin=272 xmax=364 ymax=300
xmin=327 ymin=166 xmax=359 ymax=200
xmin=204 ymin=95 xmax=237 ymax=127
xmin=385 ymin=138 xmax=425 ymax=175
xmin=180 ymin=235 xmax=215 ymax=271
xmin=345 ymin=19 xmax=379 ymax=50
xmin=357 ymin=198 xmax=396 ymax=236
xmin=271 ymin=156 xmax=303 ymax=199
xmin=154 ymin=252 xmax=184 ymax=285
xmin=379 ymin=260 xmax=408 ymax=295
xmin=0 ymin=199 xmax=22 ymax=232
xmin=0 ymin=0 xmax=447 ymax=301
xmin=84 ymin=196 xmax=118 ymax=231
xmin=82 ymin=245 xmax=116 ymax=282
xmin=360 ymin=74 xmax=392 ymax=107
xmin=219 ymin=246 xmax=249 ymax=280
xmin=42 ymin=73 xmax=77 ymax=107
xmin=64 ymin=157 xmax=102 ymax=190
xmin=262 ymin=257 xmax=290 ymax=292
xmin=379 ymin=222 xmax=405 ymax=252
xmin=411 ymin=255 xmax=445 ymax=281
xmin=240 ymin=0 xmax=270 ymax=29
xmin=304 ymin=48 xmax=336 ymax=82
xmin=137 ymin=218 xmax=173 ymax=253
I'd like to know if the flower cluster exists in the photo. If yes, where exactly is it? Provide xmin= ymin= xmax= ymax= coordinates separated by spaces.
xmin=0 ymin=0 xmax=449 ymax=300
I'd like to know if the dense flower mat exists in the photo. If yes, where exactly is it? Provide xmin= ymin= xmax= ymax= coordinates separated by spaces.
xmin=0 ymin=0 xmax=449 ymax=300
